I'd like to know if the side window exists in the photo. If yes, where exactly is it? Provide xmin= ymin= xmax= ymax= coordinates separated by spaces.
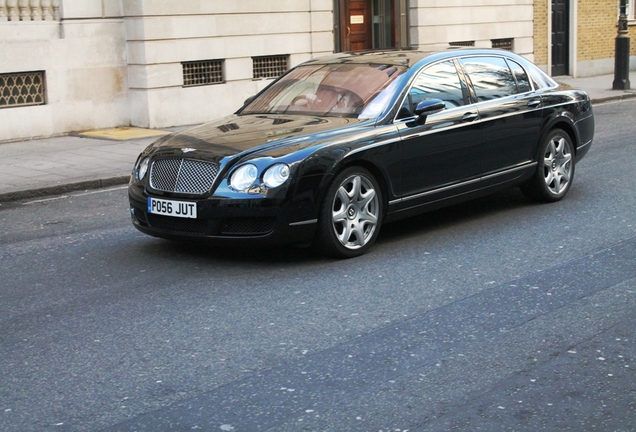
xmin=460 ymin=56 xmax=517 ymax=102
xmin=506 ymin=59 xmax=532 ymax=93
xmin=398 ymin=60 xmax=465 ymax=118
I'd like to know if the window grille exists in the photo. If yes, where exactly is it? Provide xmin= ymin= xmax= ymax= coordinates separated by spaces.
xmin=252 ymin=55 xmax=289 ymax=79
xmin=182 ymin=60 xmax=224 ymax=87
xmin=449 ymin=41 xmax=475 ymax=47
xmin=492 ymin=38 xmax=514 ymax=51
xmin=0 ymin=71 xmax=46 ymax=108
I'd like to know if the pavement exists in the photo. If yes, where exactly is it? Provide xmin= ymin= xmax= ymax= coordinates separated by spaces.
xmin=1 ymin=72 xmax=635 ymax=204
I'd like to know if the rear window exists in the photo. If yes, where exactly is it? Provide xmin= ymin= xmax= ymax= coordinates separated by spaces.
xmin=460 ymin=56 xmax=517 ymax=101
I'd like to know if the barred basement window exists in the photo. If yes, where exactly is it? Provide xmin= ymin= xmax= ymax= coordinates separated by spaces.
xmin=492 ymin=38 xmax=514 ymax=51
xmin=182 ymin=60 xmax=224 ymax=87
xmin=0 ymin=71 xmax=46 ymax=108
xmin=449 ymin=41 xmax=475 ymax=47
xmin=253 ymin=55 xmax=288 ymax=79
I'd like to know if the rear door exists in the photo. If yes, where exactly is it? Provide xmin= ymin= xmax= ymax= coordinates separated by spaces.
xmin=458 ymin=56 xmax=543 ymax=180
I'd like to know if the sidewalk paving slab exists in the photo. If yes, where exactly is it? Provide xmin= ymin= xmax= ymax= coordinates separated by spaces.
xmin=0 ymin=73 xmax=635 ymax=204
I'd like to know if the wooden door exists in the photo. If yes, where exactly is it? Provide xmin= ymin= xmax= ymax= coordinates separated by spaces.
xmin=551 ymin=0 xmax=569 ymax=76
xmin=340 ymin=0 xmax=372 ymax=51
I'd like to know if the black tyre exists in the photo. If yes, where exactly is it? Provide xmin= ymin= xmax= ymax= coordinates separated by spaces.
xmin=521 ymin=128 xmax=575 ymax=202
xmin=313 ymin=167 xmax=383 ymax=258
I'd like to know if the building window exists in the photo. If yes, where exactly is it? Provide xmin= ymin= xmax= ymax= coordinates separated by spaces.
xmin=0 ymin=71 xmax=46 ymax=108
xmin=491 ymin=38 xmax=514 ymax=51
xmin=182 ymin=60 xmax=224 ymax=87
xmin=449 ymin=41 xmax=475 ymax=47
xmin=252 ymin=55 xmax=289 ymax=79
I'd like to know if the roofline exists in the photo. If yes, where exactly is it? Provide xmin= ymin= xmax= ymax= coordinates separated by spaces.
xmin=303 ymin=48 xmax=530 ymax=69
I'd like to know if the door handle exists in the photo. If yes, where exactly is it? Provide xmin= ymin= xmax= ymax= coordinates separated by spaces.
xmin=527 ymin=99 xmax=542 ymax=109
xmin=461 ymin=112 xmax=479 ymax=122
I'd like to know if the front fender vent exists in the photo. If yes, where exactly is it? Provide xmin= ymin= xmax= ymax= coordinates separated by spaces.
xmin=149 ymin=158 xmax=219 ymax=195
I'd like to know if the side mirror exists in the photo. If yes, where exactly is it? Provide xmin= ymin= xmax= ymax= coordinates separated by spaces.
xmin=413 ymin=99 xmax=445 ymax=125
xmin=243 ymin=95 xmax=256 ymax=106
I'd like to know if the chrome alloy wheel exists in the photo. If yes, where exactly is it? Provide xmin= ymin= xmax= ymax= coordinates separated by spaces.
xmin=521 ymin=128 xmax=575 ymax=203
xmin=330 ymin=173 xmax=380 ymax=250
xmin=543 ymin=134 xmax=573 ymax=195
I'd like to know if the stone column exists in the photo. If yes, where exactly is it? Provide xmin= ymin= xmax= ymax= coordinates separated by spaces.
xmin=51 ymin=0 xmax=59 ymax=20
xmin=30 ymin=0 xmax=40 ymax=20
xmin=7 ymin=0 xmax=18 ymax=21
xmin=18 ymin=0 xmax=28 ymax=21
xmin=41 ymin=0 xmax=51 ymax=20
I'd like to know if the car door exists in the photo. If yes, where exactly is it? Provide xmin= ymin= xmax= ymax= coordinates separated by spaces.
xmin=458 ymin=56 xmax=544 ymax=180
xmin=394 ymin=60 xmax=482 ymax=206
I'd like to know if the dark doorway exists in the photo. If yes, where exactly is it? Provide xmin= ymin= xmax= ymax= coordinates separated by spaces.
xmin=335 ymin=0 xmax=409 ymax=52
xmin=551 ymin=0 xmax=569 ymax=76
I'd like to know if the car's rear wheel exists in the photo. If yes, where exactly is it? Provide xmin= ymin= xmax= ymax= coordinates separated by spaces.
xmin=522 ymin=128 xmax=575 ymax=202
xmin=314 ymin=167 xmax=383 ymax=258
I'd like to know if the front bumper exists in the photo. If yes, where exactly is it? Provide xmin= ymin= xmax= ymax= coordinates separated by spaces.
xmin=128 ymin=183 xmax=318 ymax=247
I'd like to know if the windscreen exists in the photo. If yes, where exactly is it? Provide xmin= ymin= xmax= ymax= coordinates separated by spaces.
xmin=241 ymin=63 xmax=406 ymax=118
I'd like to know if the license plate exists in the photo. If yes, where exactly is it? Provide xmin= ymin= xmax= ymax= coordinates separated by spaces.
xmin=148 ymin=197 xmax=197 ymax=219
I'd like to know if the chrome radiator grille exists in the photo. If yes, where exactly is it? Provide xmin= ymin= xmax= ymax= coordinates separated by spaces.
xmin=149 ymin=158 xmax=219 ymax=194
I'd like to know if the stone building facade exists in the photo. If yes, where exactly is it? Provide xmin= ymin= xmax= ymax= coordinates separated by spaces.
xmin=1 ymin=0 xmax=630 ymax=142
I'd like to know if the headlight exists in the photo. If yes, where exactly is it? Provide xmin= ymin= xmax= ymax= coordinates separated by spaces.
xmin=263 ymin=163 xmax=290 ymax=188
xmin=230 ymin=164 xmax=258 ymax=190
xmin=136 ymin=157 xmax=150 ymax=181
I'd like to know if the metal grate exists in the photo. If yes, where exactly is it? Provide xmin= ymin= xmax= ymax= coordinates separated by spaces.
xmin=449 ymin=41 xmax=475 ymax=47
xmin=252 ymin=55 xmax=289 ymax=79
xmin=147 ymin=214 xmax=210 ymax=234
xmin=182 ymin=60 xmax=224 ymax=87
xmin=221 ymin=218 xmax=276 ymax=235
xmin=492 ymin=38 xmax=514 ymax=51
xmin=150 ymin=158 xmax=219 ymax=195
xmin=0 ymin=71 xmax=46 ymax=108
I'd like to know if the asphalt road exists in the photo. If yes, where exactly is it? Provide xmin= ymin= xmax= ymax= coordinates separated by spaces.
xmin=1 ymin=99 xmax=635 ymax=431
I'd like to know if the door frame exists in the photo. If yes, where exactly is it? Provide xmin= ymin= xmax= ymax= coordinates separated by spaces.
xmin=547 ymin=0 xmax=577 ymax=77
xmin=333 ymin=0 xmax=410 ymax=53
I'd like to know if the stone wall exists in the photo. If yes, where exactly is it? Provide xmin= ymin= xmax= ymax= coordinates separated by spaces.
xmin=125 ymin=0 xmax=335 ymax=129
xmin=410 ymin=0 xmax=534 ymax=60
xmin=0 ymin=0 xmax=128 ymax=141
xmin=0 ymin=0 xmax=335 ymax=141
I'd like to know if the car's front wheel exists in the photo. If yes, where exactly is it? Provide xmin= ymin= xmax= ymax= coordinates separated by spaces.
xmin=522 ymin=128 xmax=575 ymax=202
xmin=314 ymin=167 xmax=383 ymax=258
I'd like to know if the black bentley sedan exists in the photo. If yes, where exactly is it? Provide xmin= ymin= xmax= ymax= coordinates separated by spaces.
xmin=129 ymin=49 xmax=594 ymax=258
